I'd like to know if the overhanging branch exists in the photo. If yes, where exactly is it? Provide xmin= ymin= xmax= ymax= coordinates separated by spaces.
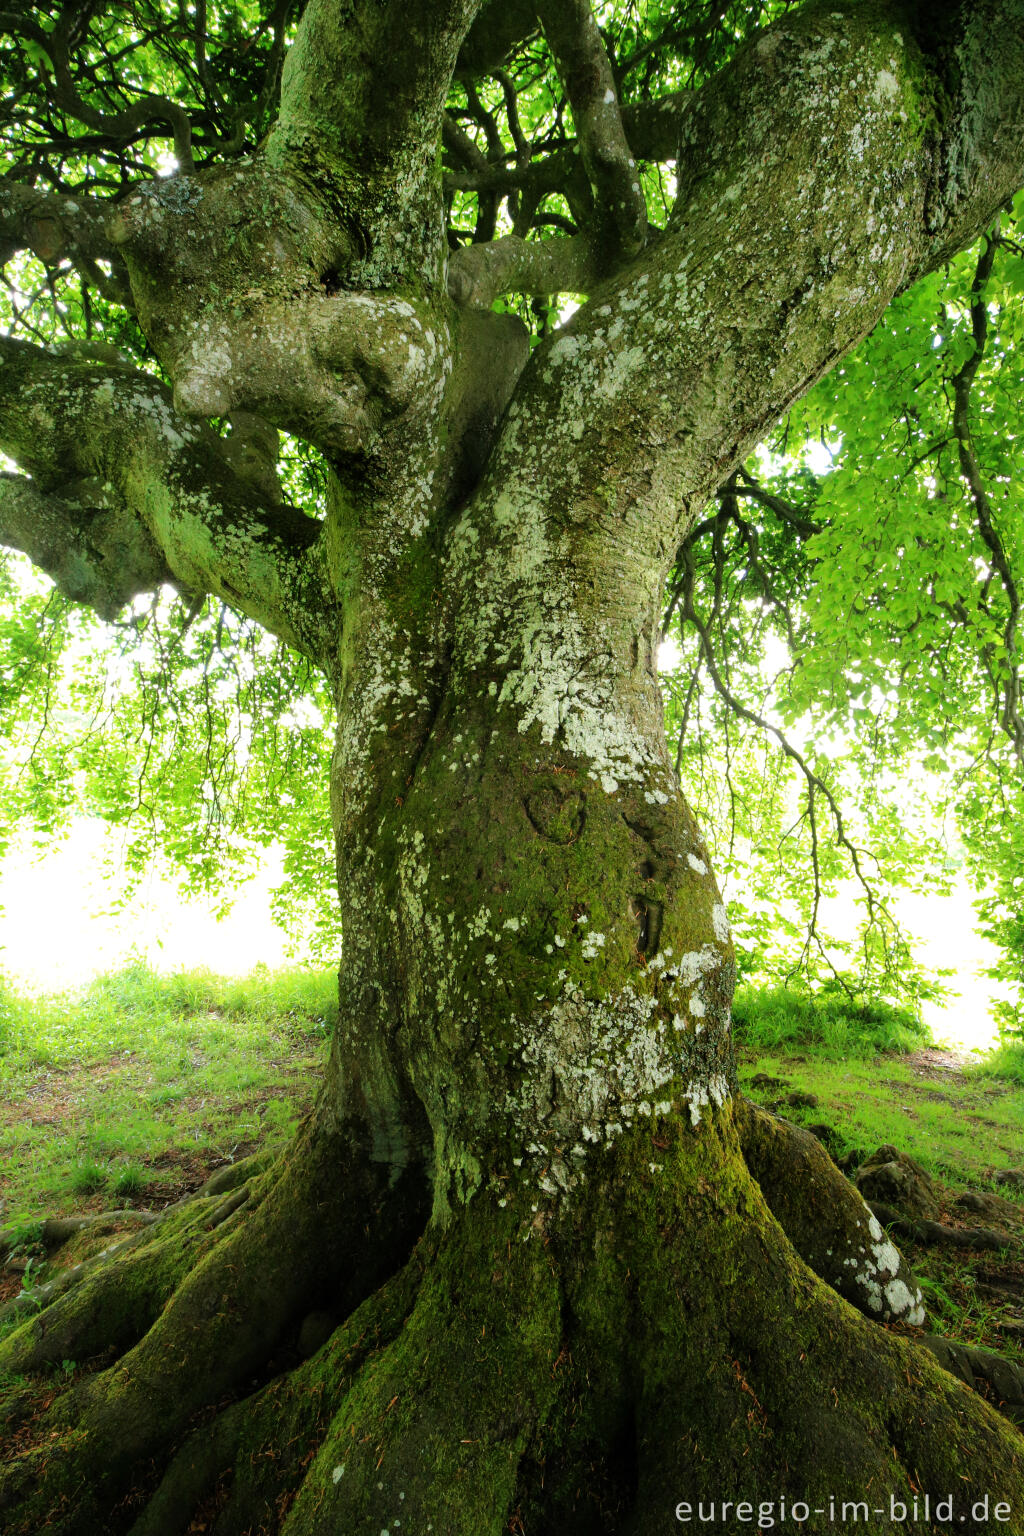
xmin=0 ymin=180 xmax=129 ymax=301
xmin=485 ymin=0 xmax=1024 ymax=571
xmin=0 ymin=471 xmax=170 ymax=620
xmin=0 ymin=339 xmax=333 ymax=658
xmin=0 ymin=10 xmax=195 ymax=171
xmin=951 ymin=221 xmax=1024 ymax=761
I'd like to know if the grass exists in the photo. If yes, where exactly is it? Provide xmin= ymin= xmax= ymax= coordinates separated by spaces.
xmin=738 ymin=1050 xmax=1024 ymax=1184
xmin=69 ymin=1160 xmax=107 ymax=1198
xmin=969 ymin=1037 xmax=1024 ymax=1085
xmin=0 ymin=961 xmax=335 ymax=1223
xmin=731 ymin=984 xmax=930 ymax=1060
xmin=734 ymin=989 xmax=1024 ymax=1183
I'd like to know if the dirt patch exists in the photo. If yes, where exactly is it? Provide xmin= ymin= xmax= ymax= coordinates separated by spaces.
xmin=0 ymin=1269 xmax=25 ymax=1306
xmin=140 ymin=1147 xmax=224 ymax=1199
xmin=902 ymin=1046 xmax=974 ymax=1079
xmin=6 ymin=1053 xmax=142 ymax=1126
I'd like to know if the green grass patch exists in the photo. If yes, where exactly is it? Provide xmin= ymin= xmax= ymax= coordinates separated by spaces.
xmin=69 ymin=1160 xmax=107 ymax=1197
xmin=112 ymin=1163 xmax=148 ymax=1198
xmin=968 ymin=1038 xmax=1024 ymax=1085
xmin=737 ymin=1005 xmax=1024 ymax=1362
xmin=731 ymin=984 xmax=930 ymax=1059
xmin=0 ymin=962 xmax=334 ymax=1221
xmin=739 ymin=1050 xmax=1024 ymax=1183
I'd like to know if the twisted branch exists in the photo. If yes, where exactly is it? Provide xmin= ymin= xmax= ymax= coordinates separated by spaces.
xmin=0 ymin=10 xmax=195 ymax=170
xmin=536 ymin=0 xmax=647 ymax=259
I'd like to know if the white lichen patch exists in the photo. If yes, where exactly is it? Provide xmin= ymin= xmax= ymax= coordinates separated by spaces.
xmin=683 ymin=1072 xmax=730 ymax=1128
xmin=675 ymin=945 xmax=723 ymax=986
xmin=871 ymin=68 xmax=900 ymax=105
xmin=496 ymin=616 xmax=661 ymax=794
xmin=503 ymin=981 xmax=729 ymax=1166
xmin=841 ymin=1207 xmax=926 ymax=1326
xmin=580 ymin=929 xmax=606 ymax=961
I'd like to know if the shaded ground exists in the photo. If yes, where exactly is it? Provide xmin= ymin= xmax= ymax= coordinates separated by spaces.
xmin=2 ymin=970 xmax=1022 ymax=1375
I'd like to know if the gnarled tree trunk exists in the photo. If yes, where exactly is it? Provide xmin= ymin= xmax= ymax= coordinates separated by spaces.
xmin=2 ymin=0 xmax=1024 ymax=1530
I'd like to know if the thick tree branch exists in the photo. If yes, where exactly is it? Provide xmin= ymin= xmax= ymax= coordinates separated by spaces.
xmin=0 ymin=472 xmax=171 ymax=620
xmin=483 ymin=0 xmax=1024 ymax=572
xmin=448 ymin=233 xmax=602 ymax=307
xmin=272 ymin=0 xmax=480 ymax=168
xmin=0 ymin=179 xmax=127 ymax=296
xmin=0 ymin=339 xmax=332 ymax=657
xmin=266 ymin=0 xmax=483 ymax=288
xmin=456 ymin=0 xmax=538 ymax=79
xmin=536 ymin=0 xmax=648 ymax=259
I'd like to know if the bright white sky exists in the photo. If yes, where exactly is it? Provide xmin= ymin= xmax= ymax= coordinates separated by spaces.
xmin=0 ymin=817 xmax=1003 ymax=1053
xmin=0 ymin=820 xmax=292 ymax=989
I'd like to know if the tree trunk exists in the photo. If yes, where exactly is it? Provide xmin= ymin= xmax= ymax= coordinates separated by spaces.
xmin=5 ymin=465 xmax=1024 ymax=1536
xmin=326 ymin=471 xmax=735 ymax=1218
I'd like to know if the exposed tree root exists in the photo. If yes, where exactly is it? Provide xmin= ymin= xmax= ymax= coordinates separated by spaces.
xmin=0 ymin=1111 xmax=428 ymax=1535
xmin=3 ymin=1105 xmax=1023 ymax=1536
xmin=128 ymin=1255 xmax=428 ymax=1536
xmin=620 ymin=1112 xmax=1024 ymax=1535
xmin=125 ymin=1200 xmax=564 ymax=1536
xmin=0 ymin=1149 xmax=279 ymax=1341
xmin=737 ymin=1098 xmax=927 ymax=1325
xmin=0 ymin=1181 xmax=270 ymax=1370
xmin=0 ymin=1210 xmax=156 ymax=1266
xmin=867 ymin=1201 xmax=1015 ymax=1252
xmin=921 ymin=1336 xmax=1024 ymax=1430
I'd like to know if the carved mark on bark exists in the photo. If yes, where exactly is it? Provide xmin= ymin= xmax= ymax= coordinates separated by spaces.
xmin=524 ymin=784 xmax=587 ymax=844
xmin=630 ymin=894 xmax=663 ymax=957
xmin=622 ymin=811 xmax=674 ymax=885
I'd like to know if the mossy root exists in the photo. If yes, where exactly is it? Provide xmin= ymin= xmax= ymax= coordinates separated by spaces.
xmin=737 ymin=1097 xmax=927 ymax=1326
xmin=4 ymin=1109 xmax=1023 ymax=1536
xmin=0 ymin=1114 xmax=428 ymax=1536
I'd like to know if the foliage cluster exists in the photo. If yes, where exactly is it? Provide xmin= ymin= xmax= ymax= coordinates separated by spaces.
xmin=665 ymin=191 xmax=1024 ymax=1008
